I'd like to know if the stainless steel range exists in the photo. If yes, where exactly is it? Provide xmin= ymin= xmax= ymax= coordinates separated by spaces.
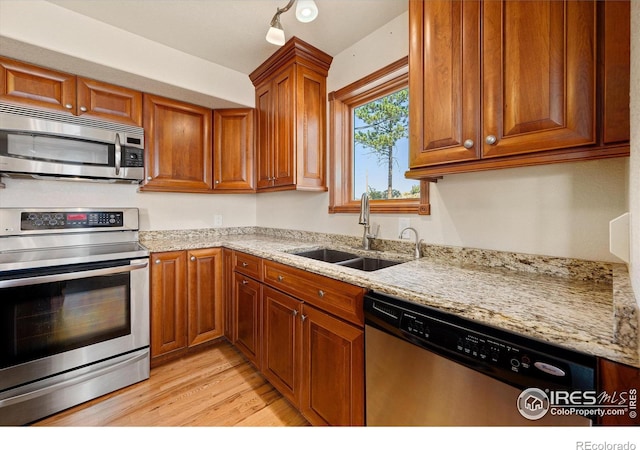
xmin=0 ymin=208 xmax=150 ymax=425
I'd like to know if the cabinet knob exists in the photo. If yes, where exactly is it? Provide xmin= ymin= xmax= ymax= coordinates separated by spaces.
xmin=190 ymin=256 xmax=196 ymax=261
xmin=215 ymin=180 xmax=220 ymax=184
xmin=485 ymin=135 xmax=497 ymax=145
xmin=147 ymin=176 xmax=153 ymax=181
xmin=463 ymin=139 xmax=474 ymax=149
xmin=292 ymin=309 xmax=298 ymax=317
xmin=301 ymin=314 xmax=307 ymax=322
xmin=155 ymin=259 xmax=161 ymax=264
xmin=64 ymin=103 xmax=73 ymax=110
xmin=79 ymin=106 xmax=88 ymax=112
xmin=242 ymin=262 xmax=248 ymax=267
xmin=277 ymin=275 xmax=284 ymax=282
xmin=242 ymin=279 xmax=248 ymax=285
xmin=318 ymin=290 xmax=325 ymax=298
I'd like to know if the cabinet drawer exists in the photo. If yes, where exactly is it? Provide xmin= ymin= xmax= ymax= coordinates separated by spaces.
xmin=234 ymin=251 xmax=262 ymax=280
xmin=263 ymin=260 xmax=365 ymax=326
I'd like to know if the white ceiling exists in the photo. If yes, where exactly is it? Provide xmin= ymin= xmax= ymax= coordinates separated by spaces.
xmin=45 ymin=0 xmax=408 ymax=75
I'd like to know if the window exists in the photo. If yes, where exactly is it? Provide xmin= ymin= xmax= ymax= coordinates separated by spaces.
xmin=328 ymin=57 xmax=431 ymax=214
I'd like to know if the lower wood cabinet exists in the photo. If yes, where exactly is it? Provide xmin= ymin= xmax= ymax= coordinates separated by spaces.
xmin=233 ymin=271 xmax=262 ymax=368
xmin=229 ymin=252 xmax=366 ymax=425
xmin=597 ymin=358 xmax=640 ymax=426
xmin=150 ymin=248 xmax=223 ymax=362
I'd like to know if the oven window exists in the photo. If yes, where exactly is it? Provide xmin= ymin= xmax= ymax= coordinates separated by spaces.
xmin=0 ymin=272 xmax=131 ymax=369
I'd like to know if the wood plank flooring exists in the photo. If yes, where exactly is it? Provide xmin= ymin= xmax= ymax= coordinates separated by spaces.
xmin=33 ymin=340 xmax=309 ymax=427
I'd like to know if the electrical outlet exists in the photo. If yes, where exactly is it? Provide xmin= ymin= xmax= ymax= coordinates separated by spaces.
xmin=398 ymin=218 xmax=411 ymax=238
xmin=213 ymin=215 xmax=223 ymax=227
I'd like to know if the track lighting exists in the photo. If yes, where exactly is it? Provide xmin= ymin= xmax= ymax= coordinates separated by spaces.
xmin=266 ymin=0 xmax=318 ymax=46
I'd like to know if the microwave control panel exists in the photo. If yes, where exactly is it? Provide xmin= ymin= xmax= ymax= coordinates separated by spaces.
xmin=21 ymin=211 xmax=124 ymax=230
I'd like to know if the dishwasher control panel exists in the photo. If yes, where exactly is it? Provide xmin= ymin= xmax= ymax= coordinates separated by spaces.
xmin=366 ymin=292 xmax=596 ymax=392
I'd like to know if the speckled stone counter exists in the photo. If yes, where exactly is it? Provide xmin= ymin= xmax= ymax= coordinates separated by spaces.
xmin=140 ymin=227 xmax=639 ymax=368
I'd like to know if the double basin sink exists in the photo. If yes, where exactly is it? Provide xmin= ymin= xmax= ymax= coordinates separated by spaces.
xmin=290 ymin=248 xmax=403 ymax=272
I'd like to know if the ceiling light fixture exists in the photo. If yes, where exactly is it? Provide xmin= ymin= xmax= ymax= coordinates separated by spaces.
xmin=266 ymin=0 xmax=318 ymax=46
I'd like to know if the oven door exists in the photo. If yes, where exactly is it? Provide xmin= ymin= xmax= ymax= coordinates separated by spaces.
xmin=0 ymin=257 xmax=149 ymax=392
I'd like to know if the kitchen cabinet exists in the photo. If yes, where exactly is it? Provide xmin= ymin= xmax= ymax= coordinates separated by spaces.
xmin=150 ymin=248 xmax=223 ymax=362
xmin=261 ymin=259 xmax=366 ymax=425
xmin=142 ymin=94 xmax=213 ymax=192
xmin=597 ymin=358 xmax=640 ymax=426
xmin=0 ymin=56 xmax=142 ymax=126
xmin=300 ymin=303 xmax=364 ymax=426
xmin=249 ymin=37 xmax=332 ymax=192
xmin=262 ymin=286 xmax=302 ymax=407
xmin=407 ymin=0 xmax=630 ymax=178
xmin=232 ymin=251 xmax=263 ymax=367
xmin=213 ymin=109 xmax=255 ymax=191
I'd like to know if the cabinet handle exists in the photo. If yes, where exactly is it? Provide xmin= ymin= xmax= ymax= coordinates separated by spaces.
xmin=277 ymin=275 xmax=284 ymax=282
xmin=301 ymin=314 xmax=307 ymax=322
xmin=155 ymin=259 xmax=161 ymax=264
xmin=64 ymin=103 xmax=73 ymax=110
xmin=242 ymin=262 xmax=248 ymax=267
xmin=463 ymin=139 xmax=474 ymax=149
xmin=318 ymin=290 xmax=325 ymax=298
xmin=190 ymin=256 xmax=196 ymax=262
xmin=79 ymin=106 xmax=87 ymax=112
xmin=242 ymin=279 xmax=248 ymax=285
xmin=485 ymin=135 xmax=497 ymax=145
xmin=292 ymin=309 xmax=298 ymax=317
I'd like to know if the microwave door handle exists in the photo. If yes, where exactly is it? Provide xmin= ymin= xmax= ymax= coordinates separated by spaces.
xmin=114 ymin=133 xmax=122 ymax=176
xmin=0 ymin=262 xmax=148 ymax=288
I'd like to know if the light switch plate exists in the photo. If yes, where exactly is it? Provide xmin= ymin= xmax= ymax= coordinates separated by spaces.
xmin=213 ymin=215 xmax=223 ymax=227
xmin=609 ymin=212 xmax=629 ymax=263
xmin=398 ymin=218 xmax=411 ymax=238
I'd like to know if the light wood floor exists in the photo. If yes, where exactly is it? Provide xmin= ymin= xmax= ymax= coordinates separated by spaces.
xmin=33 ymin=340 xmax=309 ymax=427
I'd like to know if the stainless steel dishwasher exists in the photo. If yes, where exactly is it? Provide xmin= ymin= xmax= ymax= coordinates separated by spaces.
xmin=364 ymin=291 xmax=596 ymax=426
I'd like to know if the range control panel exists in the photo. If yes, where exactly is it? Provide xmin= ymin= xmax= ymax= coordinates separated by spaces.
xmin=21 ymin=211 xmax=124 ymax=230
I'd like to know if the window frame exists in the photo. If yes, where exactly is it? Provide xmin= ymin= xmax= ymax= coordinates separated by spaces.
xmin=328 ymin=57 xmax=431 ymax=215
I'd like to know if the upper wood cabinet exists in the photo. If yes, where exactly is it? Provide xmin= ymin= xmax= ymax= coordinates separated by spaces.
xmin=142 ymin=93 xmax=213 ymax=192
xmin=0 ymin=56 xmax=142 ymax=126
xmin=249 ymin=37 xmax=332 ymax=192
xmin=213 ymin=109 xmax=255 ymax=192
xmin=407 ymin=0 xmax=630 ymax=178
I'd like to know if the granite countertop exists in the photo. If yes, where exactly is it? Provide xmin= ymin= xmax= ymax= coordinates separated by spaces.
xmin=140 ymin=227 xmax=640 ymax=368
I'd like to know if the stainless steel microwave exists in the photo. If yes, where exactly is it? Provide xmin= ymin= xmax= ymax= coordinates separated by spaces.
xmin=0 ymin=102 xmax=144 ymax=183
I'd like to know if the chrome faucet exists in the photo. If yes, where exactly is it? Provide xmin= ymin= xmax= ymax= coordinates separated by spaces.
xmin=359 ymin=193 xmax=377 ymax=250
xmin=399 ymin=227 xmax=423 ymax=259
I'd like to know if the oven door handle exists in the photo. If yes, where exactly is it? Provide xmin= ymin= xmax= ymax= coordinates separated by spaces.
xmin=0 ymin=261 xmax=148 ymax=288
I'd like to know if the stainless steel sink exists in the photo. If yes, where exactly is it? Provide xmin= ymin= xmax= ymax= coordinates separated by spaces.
xmin=290 ymin=248 xmax=403 ymax=271
xmin=291 ymin=248 xmax=361 ymax=263
xmin=336 ymin=257 xmax=402 ymax=272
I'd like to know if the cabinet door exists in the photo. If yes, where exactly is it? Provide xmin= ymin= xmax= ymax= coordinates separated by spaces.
xmin=272 ymin=66 xmax=295 ymax=188
xmin=222 ymin=249 xmax=235 ymax=341
xmin=187 ymin=248 xmax=223 ymax=347
xmin=295 ymin=65 xmax=327 ymax=190
xmin=233 ymin=272 xmax=262 ymax=368
xmin=262 ymin=286 xmax=302 ymax=407
xmin=213 ymin=109 xmax=255 ymax=191
xmin=597 ymin=358 xmax=640 ymax=426
xmin=255 ymin=82 xmax=273 ymax=190
xmin=0 ymin=56 xmax=76 ymax=114
xmin=150 ymin=251 xmax=187 ymax=358
xmin=482 ymin=0 xmax=596 ymax=158
xmin=409 ymin=0 xmax=481 ymax=167
xmin=300 ymin=304 xmax=364 ymax=426
xmin=143 ymin=94 xmax=213 ymax=192
xmin=76 ymin=77 xmax=142 ymax=126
